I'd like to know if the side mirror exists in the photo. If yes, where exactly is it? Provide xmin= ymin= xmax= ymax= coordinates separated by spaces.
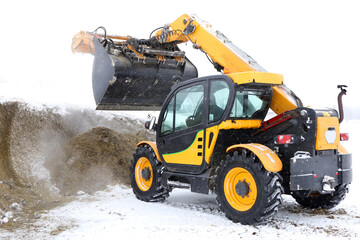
xmin=145 ymin=116 xmax=157 ymax=131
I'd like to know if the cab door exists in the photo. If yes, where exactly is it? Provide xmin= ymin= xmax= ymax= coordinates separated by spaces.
xmin=157 ymin=76 xmax=233 ymax=174
xmin=157 ymin=81 xmax=206 ymax=174
xmin=204 ymin=79 xmax=232 ymax=164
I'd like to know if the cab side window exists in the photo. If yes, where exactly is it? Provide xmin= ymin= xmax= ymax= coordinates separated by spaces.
xmin=209 ymin=80 xmax=230 ymax=123
xmin=230 ymin=90 xmax=270 ymax=119
xmin=160 ymin=84 xmax=204 ymax=136
xmin=175 ymin=85 xmax=204 ymax=130
xmin=160 ymin=97 xmax=174 ymax=136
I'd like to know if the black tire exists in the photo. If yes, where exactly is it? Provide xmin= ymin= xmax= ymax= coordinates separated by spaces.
xmin=130 ymin=145 xmax=169 ymax=202
xmin=215 ymin=150 xmax=283 ymax=225
xmin=292 ymin=184 xmax=349 ymax=209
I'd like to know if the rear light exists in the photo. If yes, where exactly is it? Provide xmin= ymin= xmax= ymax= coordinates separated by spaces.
xmin=340 ymin=133 xmax=349 ymax=141
xmin=275 ymin=135 xmax=294 ymax=144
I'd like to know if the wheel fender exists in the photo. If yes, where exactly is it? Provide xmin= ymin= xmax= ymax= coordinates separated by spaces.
xmin=137 ymin=141 xmax=161 ymax=162
xmin=226 ymin=143 xmax=282 ymax=172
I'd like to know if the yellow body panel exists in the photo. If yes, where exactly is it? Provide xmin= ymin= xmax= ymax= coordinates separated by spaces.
xmin=315 ymin=117 xmax=340 ymax=150
xmin=162 ymin=131 xmax=204 ymax=165
xmin=227 ymin=72 xmax=283 ymax=85
xmin=226 ymin=143 xmax=282 ymax=172
xmin=205 ymin=126 xmax=219 ymax=164
xmin=219 ymin=119 xmax=262 ymax=130
xmin=204 ymin=120 xmax=262 ymax=164
xmin=137 ymin=141 xmax=161 ymax=161
xmin=270 ymin=86 xmax=298 ymax=114
xmin=338 ymin=144 xmax=348 ymax=154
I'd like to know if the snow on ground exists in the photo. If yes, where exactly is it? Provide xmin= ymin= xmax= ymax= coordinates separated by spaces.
xmin=2 ymin=185 xmax=359 ymax=240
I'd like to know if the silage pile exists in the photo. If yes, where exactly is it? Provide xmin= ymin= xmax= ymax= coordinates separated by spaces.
xmin=0 ymin=101 xmax=153 ymax=226
xmin=52 ymin=127 xmax=139 ymax=195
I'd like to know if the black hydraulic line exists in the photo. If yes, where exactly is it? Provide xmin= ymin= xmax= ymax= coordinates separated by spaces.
xmin=149 ymin=26 xmax=164 ymax=38
xmin=93 ymin=26 xmax=107 ymax=38
xmin=106 ymin=38 xmax=114 ymax=51
xmin=93 ymin=26 xmax=108 ymax=46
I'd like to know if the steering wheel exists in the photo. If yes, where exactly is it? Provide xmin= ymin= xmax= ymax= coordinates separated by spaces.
xmin=186 ymin=115 xmax=196 ymax=127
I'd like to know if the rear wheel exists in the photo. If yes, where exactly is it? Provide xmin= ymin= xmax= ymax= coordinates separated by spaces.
xmin=130 ymin=145 xmax=169 ymax=202
xmin=215 ymin=150 xmax=283 ymax=225
xmin=292 ymin=184 xmax=349 ymax=209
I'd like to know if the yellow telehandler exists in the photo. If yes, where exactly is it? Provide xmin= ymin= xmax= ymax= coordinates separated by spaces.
xmin=72 ymin=14 xmax=352 ymax=224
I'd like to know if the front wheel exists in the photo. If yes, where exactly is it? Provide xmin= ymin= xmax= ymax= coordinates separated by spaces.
xmin=130 ymin=145 xmax=169 ymax=202
xmin=215 ymin=150 xmax=283 ymax=225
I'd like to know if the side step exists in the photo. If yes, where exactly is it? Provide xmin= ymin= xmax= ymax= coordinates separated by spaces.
xmin=162 ymin=168 xmax=212 ymax=194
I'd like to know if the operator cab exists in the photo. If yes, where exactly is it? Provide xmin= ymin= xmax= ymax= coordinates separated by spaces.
xmin=155 ymin=75 xmax=272 ymax=174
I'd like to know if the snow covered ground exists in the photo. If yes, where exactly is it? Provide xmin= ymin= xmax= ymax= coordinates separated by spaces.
xmin=1 ymin=184 xmax=359 ymax=240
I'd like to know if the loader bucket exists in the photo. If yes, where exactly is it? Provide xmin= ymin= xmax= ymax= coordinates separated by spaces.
xmin=91 ymin=38 xmax=198 ymax=110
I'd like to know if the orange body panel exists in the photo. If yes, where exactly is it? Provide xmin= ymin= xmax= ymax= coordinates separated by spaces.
xmin=137 ymin=141 xmax=162 ymax=161
xmin=226 ymin=143 xmax=283 ymax=172
xmin=270 ymin=86 xmax=298 ymax=115
xmin=315 ymin=117 xmax=340 ymax=150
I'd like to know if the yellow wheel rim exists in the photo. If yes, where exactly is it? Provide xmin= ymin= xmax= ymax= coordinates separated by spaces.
xmin=135 ymin=157 xmax=153 ymax=191
xmin=224 ymin=167 xmax=257 ymax=211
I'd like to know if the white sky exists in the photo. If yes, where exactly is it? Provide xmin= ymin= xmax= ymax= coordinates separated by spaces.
xmin=0 ymin=0 xmax=359 ymax=111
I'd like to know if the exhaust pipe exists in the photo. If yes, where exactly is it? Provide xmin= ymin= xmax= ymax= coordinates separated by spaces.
xmin=337 ymin=85 xmax=347 ymax=124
